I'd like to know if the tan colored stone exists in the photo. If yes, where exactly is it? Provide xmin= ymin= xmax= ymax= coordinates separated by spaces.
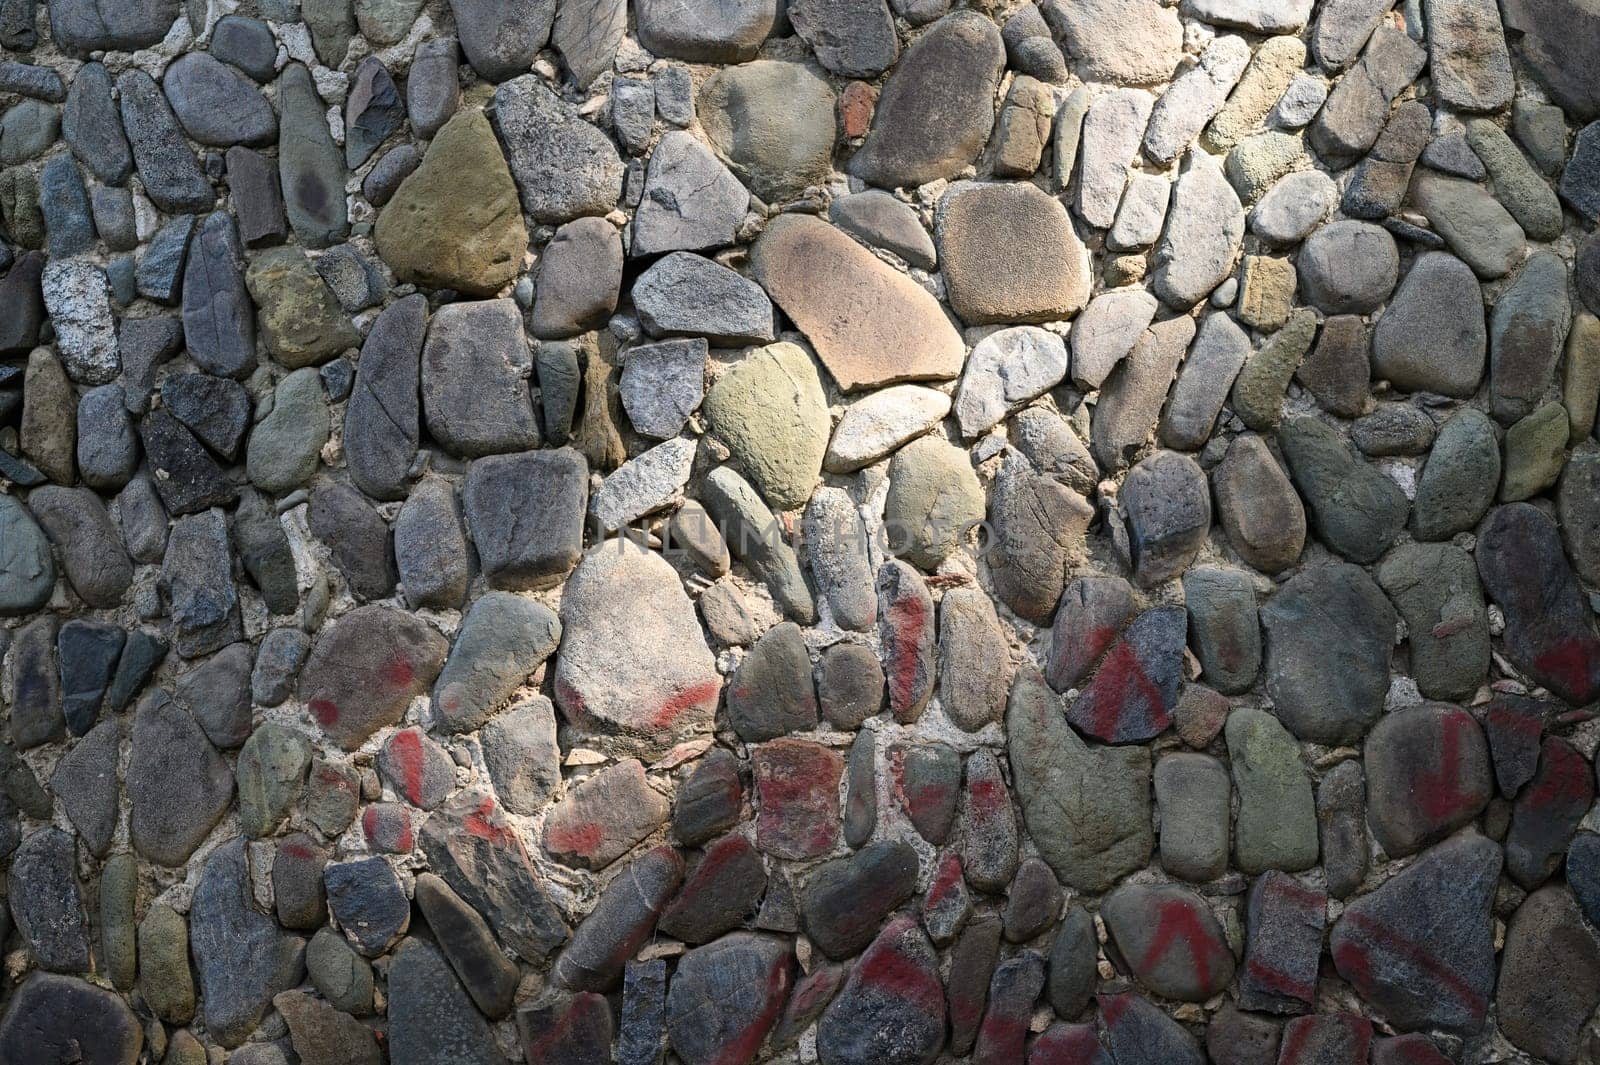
xmin=750 ymin=214 xmax=964 ymax=392
xmin=1565 ymin=313 xmax=1600 ymax=443
xmin=1205 ymin=36 xmax=1307 ymax=152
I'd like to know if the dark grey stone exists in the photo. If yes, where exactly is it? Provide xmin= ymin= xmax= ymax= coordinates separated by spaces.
xmin=345 ymin=56 xmax=403 ymax=168
xmin=160 ymin=509 xmax=242 ymax=658
xmin=211 ymin=15 xmax=277 ymax=81
xmin=421 ymin=298 xmax=540 ymax=457
xmin=232 ymin=487 xmax=299 ymax=615
xmin=346 ymin=294 xmax=424 ymax=501
xmin=277 ymin=63 xmax=348 ymax=248
xmin=52 ymin=719 xmax=119 ymax=856
xmin=181 ymin=211 xmax=255 ymax=377
xmin=117 ymin=68 xmax=212 ymax=213
xmin=463 ymin=447 xmax=587 ymax=591
xmin=308 ymin=482 xmax=396 ymax=601
xmin=56 ymin=618 xmax=123 ymax=736
xmin=227 ymin=145 xmax=288 ymax=248
xmin=173 ymin=642 xmax=253 ymax=748
xmin=127 ymin=690 xmax=233 ymax=866
xmin=163 ymin=52 xmax=276 ymax=147
xmin=325 ymin=857 xmax=409 ymax=957
xmin=448 ymin=0 xmax=552 ymax=82
xmin=162 ymin=372 xmax=249 ymax=461
xmin=9 ymin=827 xmax=89 ymax=972
xmin=39 ymin=154 xmax=95 ymax=258
xmin=62 ymin=63 xmax=132 ymax=185
xmin=390 ymin=937 xmax=509 ymax=1064
xmin=135 ymin=212 xmax=195 ymax=305
xmin=140 ymin=409 xmax=236 ymax=517
xmin=29 ymin=485 xmax=133 ymax=609
xmin=407 ymin=36 xmax=460 ymax=139
xmin=190 ymin=838 xmax=305 ymax=1047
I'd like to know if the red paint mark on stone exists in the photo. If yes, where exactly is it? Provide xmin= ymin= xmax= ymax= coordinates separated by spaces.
xmin=926 ymin=852 xmax=964 ymax=907
xmin=388 ymin=729 xmax=426 ymax=806
xmin=1523 ymin=738 xmax=1591 ymax=809
xmin=1277 ymin=1017 xmax=1313 ymax=1065
xmin=1137 ymin=899 xmax=1228 ymax=991
xmin=886 ymin=593 xmax=929 ymax=717
xmin=1534 ymin=637 xmax=1600 ymax=702
xmin=1083 ymin=638 xmax=1164 ymax=740
xmin=1340 ymin=911 xmax=1487 ymax=1019
xmin=1098 ymin=993 xmax=1130 ymax=1028
xmin=546 ymin=819 xmax=605 ymax=858
xmin=464 ymin=796 xmax=517 ymax=849
xmin=1430 ymin=615 xmax=1476 ymax=639
xmin=651 ymin=679 xmax=720 ymax=730
xmin=281 ymin=841 xmax=315 ymax=861
xmin=707 ymin=954 xmax=792 ymax=1065
xmin=857 ymin=939 xmax=942 ymax=1014
xmin=309 ymin=698 xmax=339 ymax=726
xmin=968 ymin=776 xmax=1008 ymax=817
xmin=1486 ymin=702 xmax=1544 ymax=735
xmin=1416 ymin=709 xmax=1476 ymax=821
xmin=1244 ymin=956 xmax=1316 ymax=1003
xmin=382 ymin=656 xmax=415 ymax=689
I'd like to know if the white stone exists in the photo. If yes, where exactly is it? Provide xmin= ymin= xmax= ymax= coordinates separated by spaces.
xmin=1151 ymin=149 xmax=1245 ymax=309
xmin=589 ymin=437 xmax=697 ymax=533
xmin=1270 ymin=74 xmax=1329 ymax=129
xmin=1107 ymin=172 xmax=1170 ymax=251
xmin=41 ymin=260 xmax=119 ymax=386
xmin=1077 ymin=89 xmax=1154 ymax=230
xmin=1250 ymin=170 xmax=1337 ymax=244
xmin=1142 ymin=35 xmax=1252 ymax=165
xmin=1070 ymin=288 xmax=1159 ymax=390
xmin=954 ymin=326 xmax=1070 ymax=438
xmin=1182 ymin=0 xmax=1315 ymax=33
xmin=824 ymin=385 xmax=952 ymax=472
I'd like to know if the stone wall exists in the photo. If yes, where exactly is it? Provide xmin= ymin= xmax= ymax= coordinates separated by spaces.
xmin=2 ymin=0 xmax=1600 ymax=1062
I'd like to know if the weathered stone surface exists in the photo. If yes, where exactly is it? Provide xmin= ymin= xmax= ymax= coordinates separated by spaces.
xmin=494 ymin=75 xmax=623 ymax=224
xmin=376 ymin=109 xmax=526 ymax=296
xmin=666 ymin=933 xmax=792 ymax=1065
xmin=1490 ymin=251 xmax=1572 ymax=425
xmin=938 ymin=181 xmax=1089 ymax=325
xmin=1365 ymin=704 xmax=1492 ymax=858
xmin=191 ymin=839 xmax=304 ymax=1046
xmin=754 ymin=738 xmax=842 ymax=861
xmin=1152 ymin=150 xmax=1244 ymax=309
xmin=1477 ymin=504 xmax=1600 ymax=706
xmin=1260 ymin=564 xmax=1394 ymax=744
xmin=1377 ymin=544 xmax=1490 ymax=701
xmin=389 ymin=937 xmax=507 ymax=1065
xmin=986 ymin=451 xmax=1094 ymax=625
xmin=422 ymin=789 xmax=569 ymax=963
xmin=1497 ymin=885 xmax=1600 ymax=1063
xmin=1409 ymin=169 xmax=1525 ymax=280
xmin=1008 ymin=668 xmax=1151 ymax=891
xmin=422 ymin=299 xmax=539 ymax=458
xmin=31 ymin=487 xmax=136 ymax=612
xmin=1042 ymin=0 xmax=1183 ymax=85
xmin=751 ymin=215 xmax=964 ymax=391
xmin=0 ymin=972 xmax=142 ymax=1064
xmin=1278 ymin=416 xmax=1407 ymax=565
xmin=632 ymin=252 xmax=775 ymax=346
xmin=555 ymin=542 xmax=720 ymax=752
xmin=1226 ymin=708 xmax=1318 ymax=874
xmin=1330 ymin=832 xmax=1500 ymax=1033
xmin=1156 ymin=753 xmax=1230 ymax=883
xmin=1103 ymin=883 xmax=1234 ymax=1001
xmin=1506 ymin=737 xmax=1594 ymax=889
xmin=299 ymin=605 xmax=448 ymax=749
xmin=126 ymin=691 xmax=232 ymax=866
xmin=818 ymin=916 xmax=944 ymax=1065
xmin=1092 ymin=315 xmax=1196 ymax=469
xmin=554 ymin=844 xmax=681 ymax=991
xmin=698 ymin=61 xmax=835 ymax=204
xmin=849 ymin=12 xmax=1003 ymax=188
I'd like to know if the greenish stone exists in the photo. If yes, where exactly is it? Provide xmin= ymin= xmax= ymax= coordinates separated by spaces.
xmin=883 ymin=435 xmax=986 ymax=570
xmin=1466 ymin=119 xmax=1563 ymax=243
xmin=246 ymin=368 xmax=331 ymax=494
xmin=1231 ymin=308 xmax=1318 ymax=431
xmin=306 ymin=927 xmax=374 ymax=1015
xmin=138 ymin=903 xmax=196 ymax=1025
xmin=374 ymin=108 xmax=528 ymax=298
xmin=703 ymin=341 xmax=829 ymax=512
xmin=237 ymin=723 xmax=314 ymax=838
xmin=99 ymin=854 xmax=138 ymax=991
xmin=1501 ymin=401 xmax=1569 ymax=502
xmin=244 ymin=247 xmax=359 ymax=369
xmin=1226 ymin=708 xmax=1318 ymax=874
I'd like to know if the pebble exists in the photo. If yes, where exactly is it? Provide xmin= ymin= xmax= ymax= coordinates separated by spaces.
xmin=1155 ymin=753 xmax=1231 ymax=882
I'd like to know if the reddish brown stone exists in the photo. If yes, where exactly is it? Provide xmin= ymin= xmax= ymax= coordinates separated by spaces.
xmin=878 ymin=560 xmax=937 ymax=723
xmin=753 ymin=738 xmax=842 ymax=860
xmin=840 ymin=82 xmax=877 ymax=139
xmin=1028 ymin=1023 xmax=1111 ymax=1065
xmin=542 ymin=759 xmax=670 ymax=871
